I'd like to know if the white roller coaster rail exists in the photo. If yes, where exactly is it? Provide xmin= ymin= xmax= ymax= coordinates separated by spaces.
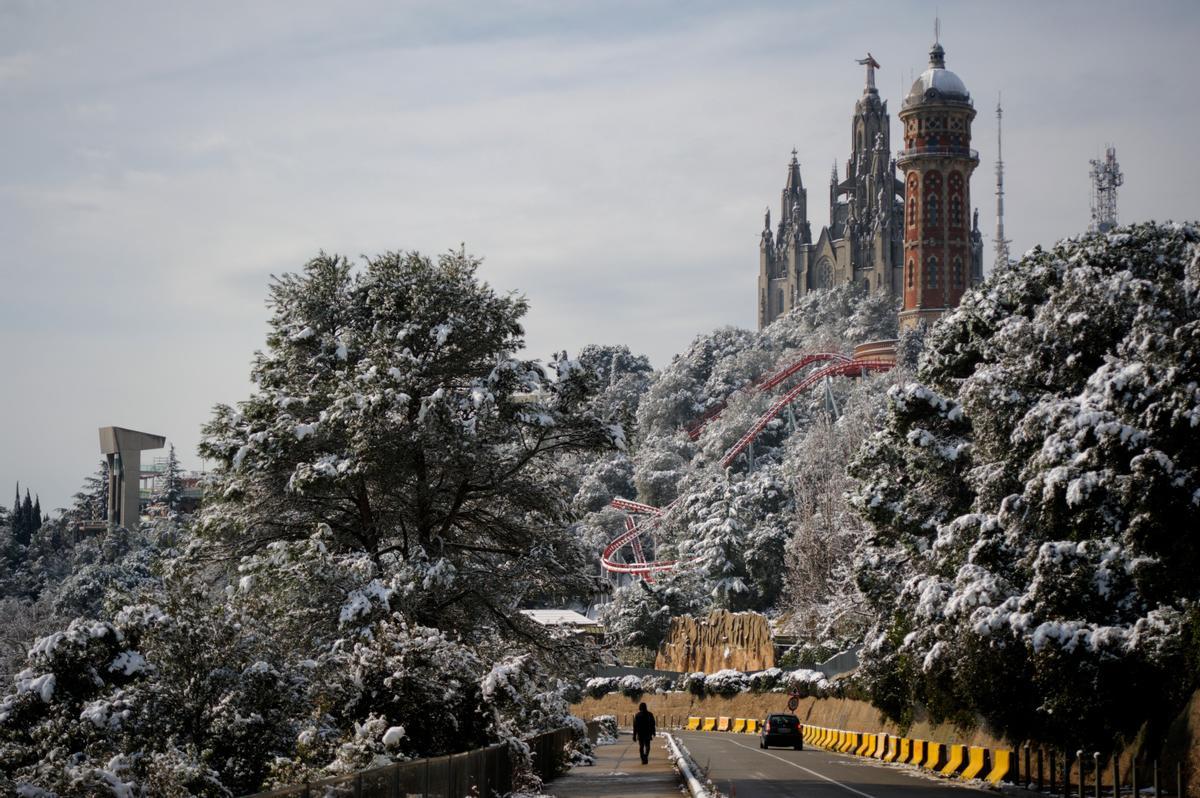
xmin=601 ymin=348 xmax=893 ymax=579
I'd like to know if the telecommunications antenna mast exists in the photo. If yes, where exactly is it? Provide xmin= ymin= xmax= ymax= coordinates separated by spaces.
xmin=1089 ymin=145 xmax=1123 ymax=233
xmin=993 ymin=97 xmax=1011 ymax=268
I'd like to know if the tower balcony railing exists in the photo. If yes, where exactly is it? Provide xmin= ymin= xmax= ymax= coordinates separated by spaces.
xmin=896 ymin=145 xmax=979 ymax=164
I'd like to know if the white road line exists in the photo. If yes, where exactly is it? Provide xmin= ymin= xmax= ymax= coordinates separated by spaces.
xmin=716 ymin=737 xmax=881 ymax=798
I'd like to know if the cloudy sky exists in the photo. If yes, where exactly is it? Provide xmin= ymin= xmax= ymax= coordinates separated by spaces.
xmin=2 ymin=0 xmax=1198 ymax=511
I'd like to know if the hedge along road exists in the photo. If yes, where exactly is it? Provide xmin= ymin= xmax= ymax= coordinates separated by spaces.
xmin=676 ymin=731 xmax=987 ymax=798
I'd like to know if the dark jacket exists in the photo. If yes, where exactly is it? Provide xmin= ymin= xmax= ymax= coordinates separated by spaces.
xmin=632 ymin=709 xmax=656 ymax=741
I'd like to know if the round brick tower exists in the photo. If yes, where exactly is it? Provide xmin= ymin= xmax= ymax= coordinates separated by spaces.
xmin=897 ymin=40 xmax=978 ymax=331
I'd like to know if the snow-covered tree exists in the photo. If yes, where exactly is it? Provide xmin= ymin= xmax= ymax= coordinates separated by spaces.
xmin=782 ymin=376 xmax=895 ymax=644
xmin=601 ymin=573 xmax=705 ymax=652
xmin=67 ymin=462 xmax=109 ymax=525
xmin=152 ymin=444 xmax=184 ymax=514
xmin=198 ymin=250 xmax=619 ymax=644
xmin=849 ymin=222 xmax=1200 ymax=748
xmin=575 ymin=344 xmax=653 ymax=445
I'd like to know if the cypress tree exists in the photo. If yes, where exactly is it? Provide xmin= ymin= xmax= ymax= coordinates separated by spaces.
xmin=17 ymin=489 xmax=34 ymax=546
xmin=32 ymin=494 xmax=42 ymax=533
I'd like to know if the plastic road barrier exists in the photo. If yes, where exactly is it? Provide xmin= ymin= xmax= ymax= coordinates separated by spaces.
xmin=986 ymin=749 xmax=1015 ymax=784
xmin=732 ymin=718 xmax=746 ymax=733
xmin=961 ymin=746 xmax=987 ymax=779
xmin=941 ymin=744 xmax=966 ymax=776
xmin=686 ymin=717 xmax=700 ymax=730
xmin=701 ymin=717 xmax=716 ymax=732
xmin=924 ymin=741 xmax=944 ymax=770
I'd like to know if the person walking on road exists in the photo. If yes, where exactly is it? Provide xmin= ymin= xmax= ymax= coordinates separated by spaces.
xmin=632 ymin=702 xmax=656 ymax=764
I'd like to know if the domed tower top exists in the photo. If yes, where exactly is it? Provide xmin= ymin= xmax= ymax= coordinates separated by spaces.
xmin=904 ymin=40 xmax=970 ymax=107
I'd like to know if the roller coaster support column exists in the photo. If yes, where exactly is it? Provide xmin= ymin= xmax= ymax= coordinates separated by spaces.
xmin=747 ymin=440 xmax=755 ymax=473
xmin=823 ymin=376 xmax=840 ymax=421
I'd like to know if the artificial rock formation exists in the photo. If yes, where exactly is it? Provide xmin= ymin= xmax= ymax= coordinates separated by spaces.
xmin=655 ymin=610 xmax=775 ymax=673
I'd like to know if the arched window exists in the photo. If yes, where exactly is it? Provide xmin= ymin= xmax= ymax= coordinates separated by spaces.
xmin=817 ymin=258 xmax=834 ymax=289
xmin=923 ymin=171 xmax=942 ymax=230
xmin=948 ymin=171 xmax=964 ymax=228
xmin=776 ymin=288 xmax=784 ymax=312
xmin=953 ymin=257 xmax=964 ymax=288
xmin=907 ymin=174 xmax=919 ymax=227
xmin=926 ymin=256 xmax=939 ymax=288
xmin=907 ymin=259 xmax=915 ymax=288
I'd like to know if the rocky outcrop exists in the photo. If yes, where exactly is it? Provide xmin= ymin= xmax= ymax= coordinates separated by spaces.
xmin=654 ymin=610 xmax=774 ymax=673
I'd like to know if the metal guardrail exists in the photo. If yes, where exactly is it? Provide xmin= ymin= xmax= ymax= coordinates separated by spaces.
xmin=242 ymin=724 xmax=593 ymax=798
xmin=665 ymin=733 xmax=709 ymax=798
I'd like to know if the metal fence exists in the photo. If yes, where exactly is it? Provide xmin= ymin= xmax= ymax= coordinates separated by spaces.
xmin=1020 ymin=746 xmax=1186 ymax=798
xmin=243 ymin=723 xmax=594 ymax=798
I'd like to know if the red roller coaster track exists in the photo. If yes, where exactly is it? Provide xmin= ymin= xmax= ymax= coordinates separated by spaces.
xmin=684 ymin=352 xmax=851 ymax=440
xmin=601 ymin=349 xmax=893 ymax=578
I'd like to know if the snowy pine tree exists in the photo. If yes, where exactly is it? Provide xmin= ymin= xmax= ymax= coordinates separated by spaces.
xmin=153 ymin=444 xmax=184 ymax=514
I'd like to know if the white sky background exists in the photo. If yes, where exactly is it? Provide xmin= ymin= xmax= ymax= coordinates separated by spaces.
xmin=2 ymin=0 xmax=1198 ymax=511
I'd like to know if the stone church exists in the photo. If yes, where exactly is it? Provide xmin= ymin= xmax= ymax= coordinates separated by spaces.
xmin=757 ymin=50 xmax=983 ymax=328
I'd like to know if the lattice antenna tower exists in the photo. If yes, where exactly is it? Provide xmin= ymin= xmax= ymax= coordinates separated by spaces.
xmin=1089 ymin=145 xmax=1123 ymax=233
xmin=993 ymin=97 xmax=1011 ymax=268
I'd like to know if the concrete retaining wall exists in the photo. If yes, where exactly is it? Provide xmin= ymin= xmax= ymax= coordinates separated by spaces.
xmin=573 ymin=691 xmax=1009 ymax=750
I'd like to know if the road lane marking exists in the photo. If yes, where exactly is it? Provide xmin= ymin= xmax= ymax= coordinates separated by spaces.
xmin=718 ymin=737 xmax=881 ymax=798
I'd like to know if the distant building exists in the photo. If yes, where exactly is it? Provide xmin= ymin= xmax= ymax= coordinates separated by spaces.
xmin=520 ymin=608 xmax=604 ymax=636
xmin=757 ymin=40 xmax=983 ymax=330
xmin=897 ymin=39 xmax=984 ymax=330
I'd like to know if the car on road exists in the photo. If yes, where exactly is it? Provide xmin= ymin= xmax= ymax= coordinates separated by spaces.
xmin=759 ymin=713 xmax=803 ymax=750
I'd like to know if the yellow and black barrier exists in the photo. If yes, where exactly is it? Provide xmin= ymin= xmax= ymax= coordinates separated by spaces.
xmin=799 ymin=724 xmax=1017 ymax=786
xmin=678 ymin=714 xmax=1014 ymax=784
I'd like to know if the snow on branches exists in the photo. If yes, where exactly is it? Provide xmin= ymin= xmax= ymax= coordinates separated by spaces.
xmin=849 ymin=222 xmax=1200 ymax=749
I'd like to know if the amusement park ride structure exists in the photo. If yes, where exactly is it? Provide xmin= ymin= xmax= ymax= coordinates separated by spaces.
xmin=600 ymin=340 xmax=896 ymax=581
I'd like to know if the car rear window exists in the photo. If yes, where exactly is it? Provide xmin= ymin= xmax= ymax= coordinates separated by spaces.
xmin=770 ymin=716 xmax=798 ymax=729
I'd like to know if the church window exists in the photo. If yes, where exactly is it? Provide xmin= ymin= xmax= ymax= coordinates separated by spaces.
xmin=923 ymin=171 xmax=942 ymax=230
xmin=953 ymin=256 xmax=964 ymax=288
xmin=907 ymin=259 xmax=914 ymax=288
xmin=776 ymin=288 xmax=784 ymax=312
xmin=816 ymin=258 xmax=834 ymax=289
xmin=926 ymin=192 xmax=940 ymax=227
xmin=926 ymin=256 xmax=938 ymax=288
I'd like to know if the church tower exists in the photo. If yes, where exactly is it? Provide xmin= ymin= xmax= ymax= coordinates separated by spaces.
xmin=897 ymin=38 xmax=982 ymax=331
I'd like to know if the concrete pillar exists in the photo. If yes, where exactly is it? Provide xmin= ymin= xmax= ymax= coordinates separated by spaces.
xmin=99 ymin=427 xmax=165 ymax=530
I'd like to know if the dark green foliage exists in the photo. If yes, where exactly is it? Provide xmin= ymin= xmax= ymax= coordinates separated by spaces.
xmin=849 ymin=222 xmax=1200 ymax=751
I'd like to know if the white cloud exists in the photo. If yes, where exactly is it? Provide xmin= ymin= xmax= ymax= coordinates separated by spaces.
xmin=1 ymin=0 xmax=1198 ymax=509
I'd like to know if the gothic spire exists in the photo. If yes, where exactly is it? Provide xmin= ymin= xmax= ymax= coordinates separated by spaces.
xmin=784 ymin=148 xmax=803 ymax=190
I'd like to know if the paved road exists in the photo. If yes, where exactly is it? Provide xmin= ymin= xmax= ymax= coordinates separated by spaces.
xmin=676 ymin=731 xmax=988 ymax=798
